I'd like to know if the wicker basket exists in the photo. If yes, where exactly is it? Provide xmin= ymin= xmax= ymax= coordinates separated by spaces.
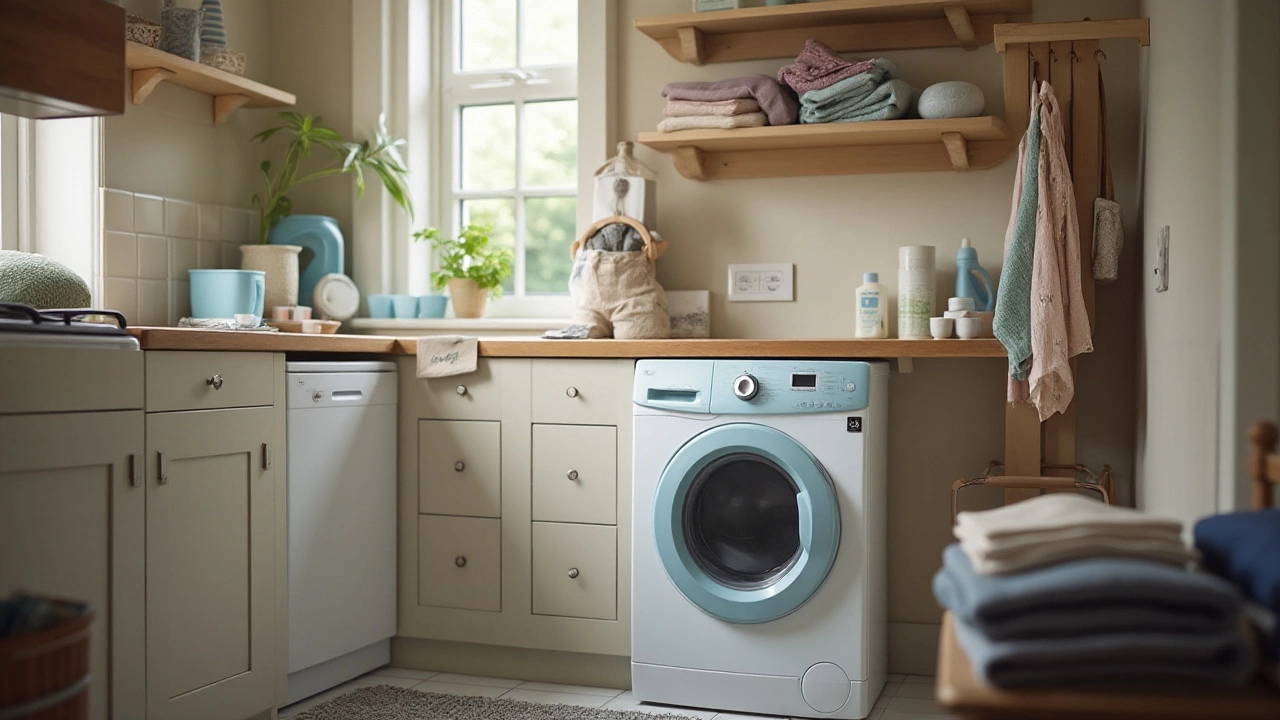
xmin=0 ymin=601 xmax=93 ymax=720
xmin=125 ymin=14 xmax=161 ymax=49
xmin=200 ymin=44 xmax=247 ymax=76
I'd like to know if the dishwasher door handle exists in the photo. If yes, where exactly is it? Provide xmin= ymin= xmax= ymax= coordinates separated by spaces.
xmin=331 ymin=390 xmax=364 ymax=401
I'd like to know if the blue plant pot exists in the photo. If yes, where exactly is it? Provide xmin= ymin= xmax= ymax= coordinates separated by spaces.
xmin=390 ymin=294 xmax=417 ymax=318
xmin=268 ymin=215 xmax=344 ymax=309
xmin=416 ymin=295 xmax=448 ymax=318
xmin=367 ymin=294 xmax=394 ymax=318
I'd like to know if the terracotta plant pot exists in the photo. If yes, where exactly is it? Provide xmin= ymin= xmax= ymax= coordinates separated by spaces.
xmin=240 ymin=244 xmax=302 ymax=314
xmin=447 ymin=278 xmax=489 ymax=319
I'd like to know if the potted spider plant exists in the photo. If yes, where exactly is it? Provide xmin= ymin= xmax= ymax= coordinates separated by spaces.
xmin=414 ymin=224 xmax=513 ymax=318
xmin=245 ymin=112 xmax=412 ymax=311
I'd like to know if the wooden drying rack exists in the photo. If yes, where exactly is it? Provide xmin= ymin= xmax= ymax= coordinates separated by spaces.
xmin=993 ymin=18 xmax=1149 ymax=503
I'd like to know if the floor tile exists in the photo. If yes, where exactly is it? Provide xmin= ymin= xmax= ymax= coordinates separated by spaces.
xmin=711 ymin=712 xmax=782 ymax=719
xmin=516 ymin=680 xmax=622 ymax=697
xmin=412 ymin=680 xmax=507 ymax=698
xmin=428 ymin=672 xmax=522 ymax=688
xmin=867 ymin=710 xmax=885 ymax=720
xmin=500 ymin=687 xmax=610 ymax=708
xmin=886 ymin=696 xmax=947 ymax=714
xmin=372 ymin=666 xmax=438 ymax=680
xmin=901 ymin=675 xmax=936 ymax=686
xmin=602 ymin=692 xmax=719 ymax=718
xmin=874 ymin=694 xmax=890 ymax=708
xmin=880 ymin=711 xmax=956 ymax=720
xmin=885 ymin=674 xmax=905 ymax=683
xmin=881 ymin=681 xmax=902 ymax=697
xmin=891 ymin=682 xmax=937 ymax=700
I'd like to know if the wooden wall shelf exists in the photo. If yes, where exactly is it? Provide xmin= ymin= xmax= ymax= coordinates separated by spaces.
xmin=124 ymin=41 xmax=295 ymax=125
xmin=637 ymin=117 xmax=1013 ymax=180
xmin=635 ymin=0 xmax=1032 ymax=65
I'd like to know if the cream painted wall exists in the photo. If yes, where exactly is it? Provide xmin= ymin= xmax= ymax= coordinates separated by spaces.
xmin=619 ymin=0 xmax=1142 ymax=660
xmin=104 ymin=0 xmax=273 ymax=208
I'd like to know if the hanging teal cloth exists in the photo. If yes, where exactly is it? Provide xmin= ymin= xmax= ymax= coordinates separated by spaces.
xmin=994 ymin=95 xmax=1041 ymax=383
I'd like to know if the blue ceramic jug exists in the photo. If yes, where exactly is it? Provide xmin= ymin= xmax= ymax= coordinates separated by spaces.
xmin=268 ymin=215 xmax=344 ymax=309
xmin=955 ymin=238 xmax=995 ymax=311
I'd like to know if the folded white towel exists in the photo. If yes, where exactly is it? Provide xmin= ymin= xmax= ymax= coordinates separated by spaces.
xmin=657 ymin=112 xmax=767 ymax=133
xmin=957 ymin=493 xmax=1182 ymax=540
xmin=959 ymin=535 xmax=1198 ymax=575
xmin=663 ymin=98 xmax=762 ymax=118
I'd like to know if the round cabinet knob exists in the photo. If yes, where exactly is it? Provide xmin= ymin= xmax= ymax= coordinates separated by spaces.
xmin=454 ymin=461 xmax=466 ymax=472
xmin=207 ymin=374 xmax=224 ymax=390
xmin=565 ymin=386 xmax=579 ymax=398
xmin=733 ymin=373 xmax=759 ymax=401
xmin=456 ymin=385 xmax=468 ymax=396
xmin=568 ymin=568 xmax=580 ymax=579
xmin=566 ymin=469 xmax=579 ymax=481
xmin=455 ymin=556 xmax=467 ymax=568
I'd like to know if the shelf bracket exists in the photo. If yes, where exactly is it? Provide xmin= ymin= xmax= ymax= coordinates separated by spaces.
xmin=941 ymin=132 xmax=970 ymax=171
xmin=131 ymin=67 xmax=175 ymax=105
xmin=897 ymin=357 xmax=915 ymax=374
xmin=213 ymin=94 xmax=251 ymax=126
xmin=676 ymin=26 xmax=707 ymax=65
xmin=673 ymin=146 xmax=708 ymax=181
xmin=944 ymin=6 xmax=979 ymax=50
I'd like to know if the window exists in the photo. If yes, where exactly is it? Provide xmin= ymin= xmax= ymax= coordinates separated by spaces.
xmin=0 ymin=113 xmax=20 ymax=251
xmin=440 ymin=0 xmax=579 ymax=297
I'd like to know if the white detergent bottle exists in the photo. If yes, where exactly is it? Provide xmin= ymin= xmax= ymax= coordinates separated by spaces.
xmin=855 ymin=272 xmax=888 ymax=338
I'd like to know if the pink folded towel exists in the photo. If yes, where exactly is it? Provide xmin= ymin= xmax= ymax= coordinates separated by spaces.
xmin=778 ymin=38 xmax=877 ymax=95
xmin=663 ymin=98 xmax=762 ymax=118
xmin=657 ymin=112 xmax=768 ymax=133
xmin=662 ymin=75 xmax=799 ymax=126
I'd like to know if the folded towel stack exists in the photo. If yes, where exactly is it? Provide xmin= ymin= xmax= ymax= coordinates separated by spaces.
xmin=659 ymin=75 xmax=797 ymax=132
xmin=778 ymin=39 xmax=916 ymax=124
xmin=934 ymin=494 xmax=1256 ymax=689
xmin=1196 ymin=509 xmax=1280 ymax=662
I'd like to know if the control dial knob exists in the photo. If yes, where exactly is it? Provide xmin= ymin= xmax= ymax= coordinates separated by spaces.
xmin=733 ymin=373 xmax=759 ymax=401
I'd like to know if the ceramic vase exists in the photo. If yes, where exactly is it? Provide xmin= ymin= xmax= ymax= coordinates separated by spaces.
xmin=447 ymin=278 xmax=488 ymax=319
xmin=160 ymin=0 xmax=203 ymax=62
xmin=240 ymin=244 xmax=302 ymax=314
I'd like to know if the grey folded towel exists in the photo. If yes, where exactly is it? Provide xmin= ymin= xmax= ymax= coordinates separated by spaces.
xmin=934 ymin=544 xmax=1243 ymax=641
xmin=953 ymin=613 xmax=1258 ymax=688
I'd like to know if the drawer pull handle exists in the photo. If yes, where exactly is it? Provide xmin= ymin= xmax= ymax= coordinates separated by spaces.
xmin=207 ymin=373 xmax=224 ymax=390
xmin=567 ymin=469 xmax=579 ymax=481
xmin=455 ymin=556 xmax=467 ymax=568
xmin=456 ymin=384 xmax=468 ymax=396
xmin=455 ymin=461 xmax=466 ymax=472
xmin=568 ymin=568 xmax=580 ymax=579
xmin=565 ymin=386 xmax=579 ymax=398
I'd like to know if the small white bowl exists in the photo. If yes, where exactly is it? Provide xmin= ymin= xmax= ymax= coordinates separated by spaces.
xmin=955 ymin=317 xmax=983 ymax=339
xmin=929 ymin=317 xmax=954 ymax=339
xmin=233 ymin=313 xmax=258 ymax=328
xmin=944 ymin=310 xmax=975 ymax=320
xmin=948 ymin=296 xmax=977 ymax=312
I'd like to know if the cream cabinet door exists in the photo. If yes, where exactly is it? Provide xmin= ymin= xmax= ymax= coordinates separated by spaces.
xmin=531 ymin=360 xmax=627 ymax=425
xmin=531 ymin=424 xmax=617 ymax=525
xmin=419 ymin=420 xmax=502 ymax=517
xmin=145 ymin=407 xmax=275 ymax=720
xmin=0 ymin=411 xmax=146 ymax=720
xmin=532 ymin=522 xmax=617 ymax=621
xmin=418 ymin=515 xmax=501 ymax=612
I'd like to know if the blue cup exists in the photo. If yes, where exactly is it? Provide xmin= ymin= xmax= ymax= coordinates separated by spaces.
xmin=367 ymin=294 xmax=394 ymax=318
xmin=189 ymin=269 xmax=265 ymax=319
xmin=390 ymin=294 xmax=417 ymax=318
xmin=416 ymin=294 xmax=448 ymax=318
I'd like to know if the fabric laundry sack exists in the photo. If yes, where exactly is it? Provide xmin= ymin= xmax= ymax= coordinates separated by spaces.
xmin=568 ymin=216 xmax=669 ymax=340
xmin=1092 ymin=75 xmax=1123 ymax=283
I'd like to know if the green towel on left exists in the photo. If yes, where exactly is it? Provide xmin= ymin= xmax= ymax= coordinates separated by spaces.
xmin=994 ymin=109 xmax=1040 ymax=381
xmin=800 ymin=79 xmax=914 ymax=124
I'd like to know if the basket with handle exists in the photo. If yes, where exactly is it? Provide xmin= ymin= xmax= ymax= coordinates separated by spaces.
xmin=0 ymin=599 xmax=93 ymax=720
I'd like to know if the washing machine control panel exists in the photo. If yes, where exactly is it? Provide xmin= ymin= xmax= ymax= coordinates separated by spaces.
xmin=709 ymin=360 xmax=870 ymax=414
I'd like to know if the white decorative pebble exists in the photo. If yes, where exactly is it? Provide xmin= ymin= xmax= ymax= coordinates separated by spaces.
xmin=917 ymin=81 xmax=985 ymax=119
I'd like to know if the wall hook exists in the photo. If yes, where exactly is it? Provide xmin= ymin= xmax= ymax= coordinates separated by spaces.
xmin=1049 ymin=47 xmax=1058 ymax=63
xmin=1070 ymin=49 xmax=1080 ymax=63
xmin=1095 ymin=48 xmax=1108 ymax=62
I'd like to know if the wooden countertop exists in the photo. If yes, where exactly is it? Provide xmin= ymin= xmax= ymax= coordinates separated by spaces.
xmin=130 ymin=328 xmax=1006 ymax=359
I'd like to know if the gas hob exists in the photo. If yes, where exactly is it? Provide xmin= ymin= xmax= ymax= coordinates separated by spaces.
xmin=0 ymin=303 xmax=140 ymax=349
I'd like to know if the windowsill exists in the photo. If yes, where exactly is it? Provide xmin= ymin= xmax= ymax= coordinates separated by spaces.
xmin=349 ymin=317 xmax=571 ymax=337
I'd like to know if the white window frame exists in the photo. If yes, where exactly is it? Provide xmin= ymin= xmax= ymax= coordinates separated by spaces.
xmin=0 ymin=113 xmax=30 ymax=252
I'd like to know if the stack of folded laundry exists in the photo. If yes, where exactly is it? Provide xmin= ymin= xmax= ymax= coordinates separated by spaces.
xmin=1196 ymin=508 xmax=1280 ymax=676
xmin=659 ymin=74 xmax=798 ymax=132
xmin=935 ymin=493 xmax=1257 ymax=688
xmin=778 ymin=39 xmax=916 ymax=124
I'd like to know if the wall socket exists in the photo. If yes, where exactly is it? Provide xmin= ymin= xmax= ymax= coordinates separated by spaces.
xmin=727 ymin=263 xmax=794 ymax=302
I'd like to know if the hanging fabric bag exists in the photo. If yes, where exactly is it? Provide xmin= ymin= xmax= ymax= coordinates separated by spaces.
xmin=1092 ymin=74 xmax=1123 ymax=283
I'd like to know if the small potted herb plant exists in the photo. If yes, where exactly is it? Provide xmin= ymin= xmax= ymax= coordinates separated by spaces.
xmin=414 ymin=224 xmax=513 ymax=318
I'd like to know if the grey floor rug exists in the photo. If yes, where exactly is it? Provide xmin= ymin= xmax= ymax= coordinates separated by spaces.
xmin=294 ymin=685 xmax=697 ymax=719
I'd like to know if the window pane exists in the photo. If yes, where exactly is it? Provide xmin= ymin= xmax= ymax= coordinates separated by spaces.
xmin=520 ymin=0 xmax=577 ymax=67
xmin=524 ymin=196 xmax=575 ymax=294
xmin=460 ymin=0 xmax=516 ymax=71
xmin=461 ymin=104 xmax=515 ymax=191
xmin=461 ymin=198 xmax=517 ymax=294
xmin=522 ymin=100 xmax=577 ymax=188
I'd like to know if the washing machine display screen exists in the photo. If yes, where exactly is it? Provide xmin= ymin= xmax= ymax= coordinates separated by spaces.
xmin=683 ymin=453 xmax=801 ymax=589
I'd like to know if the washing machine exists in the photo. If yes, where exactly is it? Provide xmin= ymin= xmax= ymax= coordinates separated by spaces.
xmin=632 ymin=359 xmax=888 ymax=719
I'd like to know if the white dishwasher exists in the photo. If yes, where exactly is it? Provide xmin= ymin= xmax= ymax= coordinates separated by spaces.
xmin=285 ymin=361 xmax=397 ymax=704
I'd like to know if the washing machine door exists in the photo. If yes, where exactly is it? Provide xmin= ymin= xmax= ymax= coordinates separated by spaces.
xmin=653 ymin=422 xmax=841 ymax=623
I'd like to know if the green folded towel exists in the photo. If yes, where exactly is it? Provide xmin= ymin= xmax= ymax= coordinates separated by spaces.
xmin=800 ymin=78 xmax=914 ymax=124
xmin=798 ymin=58 xmax=898 ymax=113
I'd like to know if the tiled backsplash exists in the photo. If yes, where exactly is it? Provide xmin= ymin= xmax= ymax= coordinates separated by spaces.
xmin=101 ymin=189 xmax=258 ymax=326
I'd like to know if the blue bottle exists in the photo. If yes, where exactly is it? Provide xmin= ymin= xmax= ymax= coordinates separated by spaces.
xmin=268 ymin=215 xmax=344 ymax=309
xmin=955 ymin=238 xmax=995 ymax=311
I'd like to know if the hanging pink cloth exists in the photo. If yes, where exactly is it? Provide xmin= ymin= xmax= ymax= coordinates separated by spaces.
xmin=1027 ymin=82 xmax=1093 ymax=421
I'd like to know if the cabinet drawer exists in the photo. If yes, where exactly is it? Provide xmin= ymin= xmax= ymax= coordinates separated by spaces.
xmin=145 ymin=351 xmax=273 ymax=412
xmin=532 ymin=425 xmax=616 ymax=525
xmin=531 ymin=360 xmax=625 ymax=425
xmin=407 ymin=361 xmax=499 ymax=420
xmin=532 ymin=522 xmax=616 ymax=621
xmin=419 ymin=420 xmax=501 ymax=518
xmin=418 ymin=515 xmax=500 ymax=612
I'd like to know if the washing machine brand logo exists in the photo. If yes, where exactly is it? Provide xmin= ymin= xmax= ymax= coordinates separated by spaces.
xmin=847 ymin=417 xmax=863 ymax=433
